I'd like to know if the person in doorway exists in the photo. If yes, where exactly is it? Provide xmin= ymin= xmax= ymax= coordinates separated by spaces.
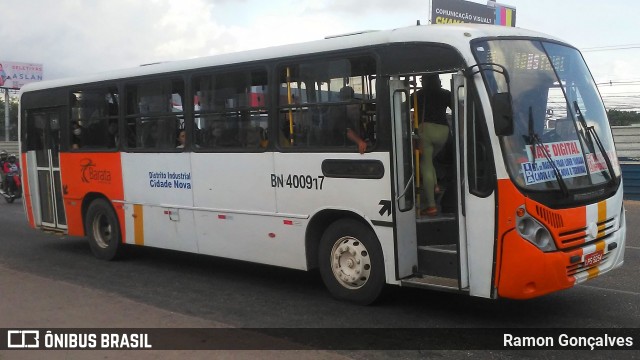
xmin=413 ymin=74 xmax=452 ymax=216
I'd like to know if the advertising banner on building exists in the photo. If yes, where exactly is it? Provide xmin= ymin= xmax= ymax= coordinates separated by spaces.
xmin=0 ymin=61 xmax=43 ymax=90
xmin=431 ymin=0 xmax=516 ymax=27
xmin=493 ymin=2 xmax=516 ymax=26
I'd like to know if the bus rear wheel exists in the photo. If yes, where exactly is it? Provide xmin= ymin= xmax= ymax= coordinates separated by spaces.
xmin=318 ymin=219 xmax=385 ymax=305
xmin=85 ymin=198 xmax=122 ymax=260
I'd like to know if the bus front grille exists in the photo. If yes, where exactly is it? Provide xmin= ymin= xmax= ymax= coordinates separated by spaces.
xmin=557 ymin=217 xmax=616 ymax=248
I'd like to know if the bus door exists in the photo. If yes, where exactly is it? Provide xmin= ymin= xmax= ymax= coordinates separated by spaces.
xmin=29 ymin=108 xmax=67 ymax=230
xmin=389 ymin=78 xmax=418 ymax=278
xmin=451 ymin=73 xmax=469 ymax=290
xmin=456 ymin=72 xmax=496 ymax=298
xmin=401 ymin=73 xmax=466 ymax=292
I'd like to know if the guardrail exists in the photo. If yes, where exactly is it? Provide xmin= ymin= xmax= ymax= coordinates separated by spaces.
xmin=0 ymin=141 xmax=18 ymax=155
xmin=613 ymin=126 xmax=640 ymax=200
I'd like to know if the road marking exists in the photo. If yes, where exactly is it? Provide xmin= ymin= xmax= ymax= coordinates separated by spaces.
xmin=578 ymin=284 xmax=640 ymax=296
xmin=626 ymin=246 xmax=640 ymax=250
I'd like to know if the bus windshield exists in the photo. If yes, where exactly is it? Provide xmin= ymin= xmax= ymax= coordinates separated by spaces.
xmin=472 ymin=39 xmax=621 ymax=195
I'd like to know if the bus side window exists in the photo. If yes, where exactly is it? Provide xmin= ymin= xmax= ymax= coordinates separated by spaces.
xmin=125 ymin=79 xmax=184 ymax=151
xmin=193 ymin=69 xmax=268 ymax=151
xmin=278 ymin=56 xmax=377 ymax=152
xmin=69 ymin=86 xmax=119 ymax=150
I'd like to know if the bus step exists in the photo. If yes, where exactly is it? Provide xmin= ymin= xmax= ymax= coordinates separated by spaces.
xmin=417 ymin=245 xmax=459 ymax=278
xmin=416 ymin=213 xmax=455 ymax=223
xmin=401 ymin=275 xmax=463 ymax=292
xmin=416 ymin=216 xmax=457 ymax=246
xmin=417 ymin=244 xmax=457 ymax=254
xmin=41 ymin=227 xmax=65 ymax=235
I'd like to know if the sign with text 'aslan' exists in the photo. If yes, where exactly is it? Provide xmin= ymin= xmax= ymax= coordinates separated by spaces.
xmin=0 ymin=61 xmax=43 ymax=90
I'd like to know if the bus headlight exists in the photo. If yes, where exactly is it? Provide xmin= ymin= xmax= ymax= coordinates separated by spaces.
xmin=515 ymin=206 xmax=557 ymax=252
xmin=517 ymin=217 xmax=536 ymax=237
xmin=534 ymin=228 xmax=552 ymax=249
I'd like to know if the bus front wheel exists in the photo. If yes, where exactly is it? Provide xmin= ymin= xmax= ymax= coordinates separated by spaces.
xmin=318 ymin=219 xmax=385 ymax=305
xmin=85 ymin=198 xmax=122 ymax=261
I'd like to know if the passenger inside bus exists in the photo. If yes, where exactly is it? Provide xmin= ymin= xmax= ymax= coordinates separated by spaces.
xmin=342 ymin=86 xmax=368 ymax=154
xmin=280 ymin=118 xmax=294 ymax=147
xmin=71 ymin=121 xmax=83 ymax=149
xmin=413 ymin=75 xmax=452 ymax=217
xmin=176 ymin=129 xmax=186 ymax=148
xmin=327 ymin=86 xmax=367 ymax=154
xmin=107 ymin=120 xmax=119 ymax=148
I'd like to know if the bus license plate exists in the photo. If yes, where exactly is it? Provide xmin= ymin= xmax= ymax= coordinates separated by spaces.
xmin=584 ymin=250 xmax=604 ymax=267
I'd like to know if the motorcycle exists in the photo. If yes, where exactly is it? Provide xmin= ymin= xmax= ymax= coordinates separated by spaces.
xmin=1 ymin=167 xmax=22 ymax=204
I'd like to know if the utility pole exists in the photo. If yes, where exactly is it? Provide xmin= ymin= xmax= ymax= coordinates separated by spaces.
xmin=4 ymin=89 xmax=9 ymax=142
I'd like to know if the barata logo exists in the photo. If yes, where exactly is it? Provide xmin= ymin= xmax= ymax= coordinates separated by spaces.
xmin=80 ymin=158 xmax=112 ymax=184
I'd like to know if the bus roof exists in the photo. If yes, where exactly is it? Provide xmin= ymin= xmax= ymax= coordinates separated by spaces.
xmin=21 ymin=24 xmax=564 ymax=93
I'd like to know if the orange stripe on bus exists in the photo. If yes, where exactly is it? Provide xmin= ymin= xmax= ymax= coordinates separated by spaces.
xmin=21 ymin=153 xmax=35 ymax=228
xmin=587 ymin=267 xmax=600 ymax=279
xmin=595 ymin=241 xmax=606 ymax=252
xmin=133 ymin=204 xmax=144 ymax=246
xmin=597 ymin=201 xmax=607 ymax=236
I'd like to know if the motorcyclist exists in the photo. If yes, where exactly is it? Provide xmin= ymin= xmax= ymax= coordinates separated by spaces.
xmin=3 ymin=154 xmax=19 ymax=194
xmin=0 ymin=150 xmax=7 ymax=192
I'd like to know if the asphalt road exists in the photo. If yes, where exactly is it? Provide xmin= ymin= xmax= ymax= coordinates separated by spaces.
xmin=0 ymin=199 xmax=638 ymax=359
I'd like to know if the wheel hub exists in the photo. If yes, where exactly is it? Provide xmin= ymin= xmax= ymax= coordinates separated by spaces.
xmin=92 ymin=212 xmax=112 ymax=249
xmin=330 ymin=236 xmax=371 ymax=289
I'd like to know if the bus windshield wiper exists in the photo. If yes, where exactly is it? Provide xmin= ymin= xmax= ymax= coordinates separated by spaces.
xmin=527 ymin=106 xmax=569 ymax=197
xmin=573 ymin=101 xmax=614 ymax=182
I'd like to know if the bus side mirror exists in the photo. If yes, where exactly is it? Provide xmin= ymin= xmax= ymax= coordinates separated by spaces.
xmin=492 ymin=92 xmax=513 ymax=136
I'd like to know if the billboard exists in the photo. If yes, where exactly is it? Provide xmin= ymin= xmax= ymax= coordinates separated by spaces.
xmin=431 ymin=0 xmax=516 ymax=27
xmin=493 ymin=2 xmax=517 ymax=26
xmin=0 ymin=61 xmax=43 ymax=90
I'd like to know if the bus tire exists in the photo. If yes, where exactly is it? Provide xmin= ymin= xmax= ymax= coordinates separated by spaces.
xmin=318 ymin=219 xmax=385 ymax=305
xmin=85 ymin=198 xmax=122 ymax=261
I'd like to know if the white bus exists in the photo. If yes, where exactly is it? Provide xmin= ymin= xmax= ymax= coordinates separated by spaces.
xmin=19 ymin=24 xmax=626 ymax=304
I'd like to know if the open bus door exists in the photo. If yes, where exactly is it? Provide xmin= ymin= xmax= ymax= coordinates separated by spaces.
xmin=389 ymin=78 xmax=418 ymax=279
xmin=26 ymin=108 xmax=67 ymax=230
xmin=456 ymin=72 xmax=497 ymax=298
xmin=406 ymin=71 xmax=497 ymax=297
xmin=399 ymin=73 xmax=471 ymax=293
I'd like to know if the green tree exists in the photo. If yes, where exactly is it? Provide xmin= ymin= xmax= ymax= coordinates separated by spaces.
xmin=0 ymin=95 xmax=19 ymax=141
xmin=607 ymin=109 xmax=640 ymax=126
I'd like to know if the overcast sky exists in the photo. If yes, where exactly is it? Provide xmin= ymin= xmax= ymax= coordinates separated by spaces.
xmin=2 ymin=0 xmax=638 ymax=109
